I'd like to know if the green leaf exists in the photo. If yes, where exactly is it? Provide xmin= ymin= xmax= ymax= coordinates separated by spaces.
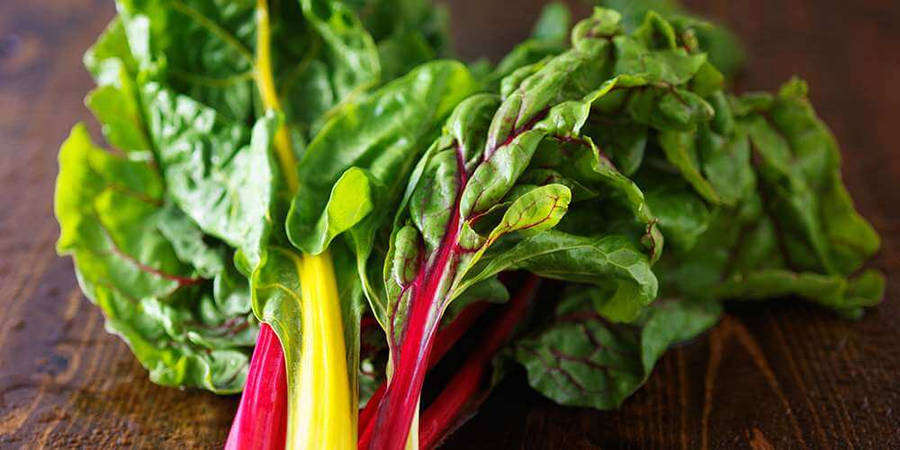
xmin=156 ymin=203 xmax=227 ymax=279
xmin=489 ymin=184 xmax=571 ymax=239
xmin=297 ymin=0 xmax=381 ymax=114
xmin=462 ymin=231 xmax=658 ymax=323
xmin=83 ymin=18 xmax=151 ymax=155
xmin=658 ymin=129 xmax=722 ymax=203
xmin=514 ymin=291 xmax=720 ymax=409
xmin=641 ymin=174 xmax=711 ymax=251
xmin=287 ymin=60 xmax=479 ymax=255
xmin=117 ymin=0 xmax=258 ymax=122
xmin=597 ymin=0 xmax=746 ymax=78
xmin=740 ymin=78 xmax=880 ymax=275
xmin=55 ymin=124 xmax=254 ymax=394
xmin=142 ymin=83 xmax=278 ymax=269
xmin=381 ymin=10 xmax=663 ymax=331
xmin=531 ymin=2 xmax=571 ymax=44
xmin=613 ymin=35 xmax=707 ymax=85
xmin=716 ymin=269 xmax=885 ymax=319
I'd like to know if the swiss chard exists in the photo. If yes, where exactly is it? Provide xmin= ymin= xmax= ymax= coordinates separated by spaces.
xmin=365 ymin=10 xmax=672 ymax=448
xmin=57 ymin=0 xmax=464 ymax=448
xmin=55 ymin=2 xmax=885 ymax=448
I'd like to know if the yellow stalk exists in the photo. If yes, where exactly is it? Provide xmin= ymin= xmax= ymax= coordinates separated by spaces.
xmin=255 ymin=1 xmax=354 ymax=448
xmin=294 ymin=251 xmax=355 ymax=449
xmin=255 ymin=0 xmax=299 ymax=192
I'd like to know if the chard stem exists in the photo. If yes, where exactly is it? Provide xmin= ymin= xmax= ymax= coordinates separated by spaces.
xmin=250 ymin=4 xmax=354 ymax=449
xmin=255 ymin=0 xmax=299 ymax=192
xmin=291 ymin=251 xmax=355 ymax=449
xmin=224 ymin=324 xmax=287 ymax=450
xmin=420 ymin=275 xmax=540 ymax=449
xmin=358 ymin=301 xmax=490 ymax=447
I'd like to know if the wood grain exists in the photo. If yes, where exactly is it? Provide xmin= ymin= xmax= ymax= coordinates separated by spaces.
xmin=0 ymin=0 xmax=898 ymax=448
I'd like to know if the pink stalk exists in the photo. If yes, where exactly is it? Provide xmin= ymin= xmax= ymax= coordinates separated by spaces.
xmin=358 ymin=301 xmax=490 ymax=448
xmin=364 ymin=146 xmax=471 ymax=450
xmin=365 ymin=115 xmax=549 ymax=450
xmin=419 ymin=275 xmax=539 ymax=449
xmin=224 ymin=323 xmax=287 ymax=450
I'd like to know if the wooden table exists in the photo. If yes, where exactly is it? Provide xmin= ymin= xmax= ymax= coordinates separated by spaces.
xmin=1 ymin=0 xmax=898 ymax=448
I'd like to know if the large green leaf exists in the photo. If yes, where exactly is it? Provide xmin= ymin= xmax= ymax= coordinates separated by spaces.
xmin=283 ymin=60 xmax=480 ymax=332
xmin=55 ymin=125 xmax=255 ymax=393
xmin=114 ymin=0 xmax=436 ymax=140
xmin=739 ymin=79 xmax=880 ymax=276
xmin=142 ymin=83 xmax=278 ymax=270
xmin=116 ymin=0 xmax=258 ymax=122
xmin=286 ymin=60 xmax=479 ymax=255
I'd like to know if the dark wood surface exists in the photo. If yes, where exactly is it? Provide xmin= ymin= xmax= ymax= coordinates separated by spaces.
xmin=1 ymin=0 xmax=898 ymax=448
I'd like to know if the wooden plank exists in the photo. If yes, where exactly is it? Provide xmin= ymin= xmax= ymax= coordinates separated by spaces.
xmin=0 ymin=0 xmax=897 ymax=448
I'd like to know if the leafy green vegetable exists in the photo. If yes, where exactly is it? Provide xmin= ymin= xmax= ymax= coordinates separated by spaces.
xmin=58 ymin=15 xmax=258 ymax=394
xmin=58 ymin=0 xmax=454 ymax=399
xmin=650 ymin=79 xmax=883 ymax=319
xmin=365 ymin=10 xmax=681 ymax=448
xmin=56 ymin=2 xmax=883 ymax=447
xmin=143 ymin=85 xmax=279 ymax=269
xmin=515 ymin=290 xmax=720 ymax=409
xmin=507 ymin=8 xmax=882 ymax=412
xmin=247 ymin=59 xmax=478 ymax=448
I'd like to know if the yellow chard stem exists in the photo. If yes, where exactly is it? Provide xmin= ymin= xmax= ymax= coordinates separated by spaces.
xmin=296 ymin=251 xmax=354 ymax=449
xmin=255 ymin=1 xmax=355 ymax=449
xmin=255 ymin=0 xmax=299 ymax=192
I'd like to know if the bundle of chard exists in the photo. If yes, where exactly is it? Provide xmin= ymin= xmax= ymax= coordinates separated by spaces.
xmin=55 ymin=0 xmax=883 ymax=448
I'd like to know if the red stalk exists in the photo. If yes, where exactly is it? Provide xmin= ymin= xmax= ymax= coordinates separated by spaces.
xmin=419 ymin=275 xmax=539 ymax=449
xmin=364 ymin=138 xmax=476 ymax=450
xmin=366 ymin=116 xmax=550 ymax=449
xmin=358 ymin=301 xmax=490 ymax=448
xmin=224 ymin=324 xmax=287 ymax=450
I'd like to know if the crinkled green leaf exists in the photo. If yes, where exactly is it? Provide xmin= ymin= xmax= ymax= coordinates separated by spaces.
xmin=83 ymin=18 xmax=151 ymax=155
xmin=116 ymin=0 xmax=258 ymax=122
xmin=464 ymin=231 xmax=658 ymax=323
xmin=613 ymin=35 xmax=707 ymax=85
xmin=739 ymin=79 xmax=880 ymax=275
xmin=143 ymin=84 xmax=278 ymax=270
xmin=641 ymin=174 xmax=710 ymax=251
xmin=287 ymin=61 xmax=479 ymax=255
xmin=658 ymin=129 xmax=722 ymax=203
xmin=514 ymin=290 xmax=720 ymax=409
xmin=650 ymin=79 xmax=884 ymax=316
xmin=156 ymin=203 xmax=227 ymax=279
xmin=55 ymin=124 xmax=254 ymax=394
xmin=114 ymin=0 xmax=429 ymax=141
xmin=716 ymin=269 xmax=884 ymax=319
xmin=284 ymin=61 xmax=479 ymax=334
